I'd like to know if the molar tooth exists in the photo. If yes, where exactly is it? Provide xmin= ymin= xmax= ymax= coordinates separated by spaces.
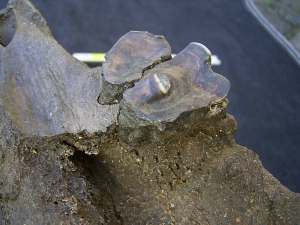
xmin=119 ymin=42 xmax=230 ymax=144
xmin=97 ymin=31 xmax=171 ymax=105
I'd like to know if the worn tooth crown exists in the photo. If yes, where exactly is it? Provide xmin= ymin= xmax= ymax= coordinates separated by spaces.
xmin=122 ymin=42 xmax=230 ymax=124
xmin=97 ymin=31 xmax=172 ymax=105
xmin=97 ymin=32 xmax=230 ymax=143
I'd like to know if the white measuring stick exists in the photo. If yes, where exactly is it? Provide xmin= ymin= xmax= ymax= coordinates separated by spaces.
xmin=73 ymin=53 xmax=222 ymax=66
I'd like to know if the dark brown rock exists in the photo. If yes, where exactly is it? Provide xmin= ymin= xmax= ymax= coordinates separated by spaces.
xmin=0 ymin=107 xmax=118 ymax=224
xmin=0 ymin=0 xmax=299 ymax=224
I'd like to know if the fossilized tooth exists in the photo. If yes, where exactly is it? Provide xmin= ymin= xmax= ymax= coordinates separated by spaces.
xmin=98 ymin=31 xmax=171 ymax=104
xmin=123 ymin=42 xmax=230 ymax=122
xmin=0 ymin=0 xmax=118 ymax=136
xmin=129 ymin=73 xmax=171 ymax=104
xmin=118 ymin=42 xmax=230 ymax=143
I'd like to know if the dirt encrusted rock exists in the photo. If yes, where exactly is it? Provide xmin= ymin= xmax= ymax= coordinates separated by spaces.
xmin=1 ymin=103 xmax=299 ymax=224
xmin=0 ymin=0 xmax=299 ymax=224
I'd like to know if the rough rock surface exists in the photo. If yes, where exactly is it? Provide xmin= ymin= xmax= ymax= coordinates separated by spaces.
xmin=0 ymin=0 xmax=118 ymax=136
xmin=0 ymin=0 xmax=299 ymax=224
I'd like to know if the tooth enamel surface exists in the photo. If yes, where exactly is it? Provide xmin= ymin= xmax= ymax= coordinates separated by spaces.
xmin=122 ymin=42 xmax=230 ymax=123
xmin=154 ymin=74 xmax=170 ymax=94
xmin=191 ymin=42 xmax=212 ymax=56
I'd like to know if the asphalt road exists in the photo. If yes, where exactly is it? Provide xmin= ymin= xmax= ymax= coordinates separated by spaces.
xmin=1 ymin=0 xmax=299 ymax=192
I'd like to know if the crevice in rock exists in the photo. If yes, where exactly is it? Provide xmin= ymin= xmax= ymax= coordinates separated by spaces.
xmin=0 ymin=9 xmax=16 ymax=47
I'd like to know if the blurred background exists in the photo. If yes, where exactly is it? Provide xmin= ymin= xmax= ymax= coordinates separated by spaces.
xmin=1 ymin=0 xmax=299 ymax=192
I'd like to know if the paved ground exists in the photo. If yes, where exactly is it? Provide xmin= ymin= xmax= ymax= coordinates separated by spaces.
xmin=250 ymin=0 xmax=300 ymax=63
xmin=0 ymin=0 xmax=299 ymax=192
